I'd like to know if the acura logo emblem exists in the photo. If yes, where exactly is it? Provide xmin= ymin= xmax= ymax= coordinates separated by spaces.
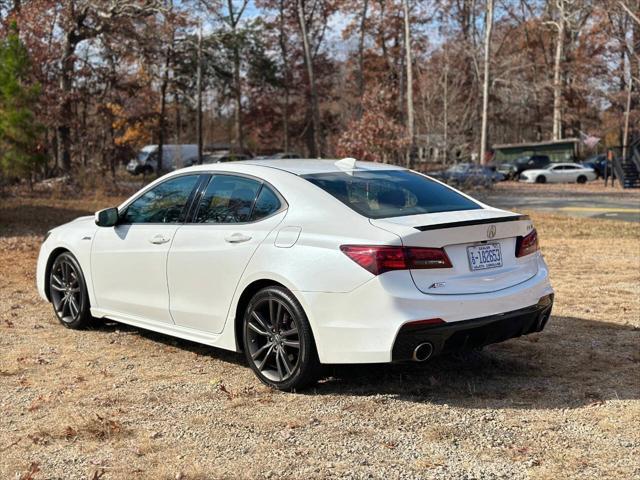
xmin=487 ymin=225 xmax=496 ymax=238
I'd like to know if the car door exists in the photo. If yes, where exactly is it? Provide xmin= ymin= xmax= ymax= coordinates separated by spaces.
xmin=547 ymin=165 xmax=564 ymax=182
xmin=91 ymin=174 xmax=202 ymax=323
xmin=562 ymin=165 xmax=579 ymax=182
xmin=167 ymin=174 xmax=287 ymax=334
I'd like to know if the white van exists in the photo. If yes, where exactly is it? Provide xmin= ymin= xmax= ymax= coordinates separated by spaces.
xmin=126 ymin=144 xmax=199 ymax=175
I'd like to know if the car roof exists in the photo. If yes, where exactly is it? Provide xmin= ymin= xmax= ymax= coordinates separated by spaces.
xmin=179 ymin=159 xmax=407 ymax=176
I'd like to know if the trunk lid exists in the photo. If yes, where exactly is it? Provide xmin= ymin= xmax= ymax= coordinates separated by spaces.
xmin=371 ymin=209 xmax=538 ymax=295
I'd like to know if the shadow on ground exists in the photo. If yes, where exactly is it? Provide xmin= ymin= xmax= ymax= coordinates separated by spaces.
xmin=89 ymin=314 xmax=639 ymax=410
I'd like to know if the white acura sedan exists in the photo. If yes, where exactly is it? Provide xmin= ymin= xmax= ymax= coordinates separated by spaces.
xmin=519 ymin=163 xmax=597 ymax=184
xmin=37 ymin=159 xmax=554 ymax=390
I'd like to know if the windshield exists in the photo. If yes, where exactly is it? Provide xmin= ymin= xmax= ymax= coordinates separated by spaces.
xmin=137 ymin=151 xmax=151 ymax=164
xmin=303 ymin=170 xmax=481 ymax=219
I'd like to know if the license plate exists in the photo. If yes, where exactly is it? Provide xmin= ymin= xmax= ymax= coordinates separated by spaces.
xmin=467 ymin=243 xmax=502 ymax=271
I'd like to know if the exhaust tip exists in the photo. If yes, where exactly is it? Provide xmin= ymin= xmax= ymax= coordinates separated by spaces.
xmin=537 ymin=312 xmax=550 ymax=332
xmin=412 ymin=342 xmax=434 ymax=362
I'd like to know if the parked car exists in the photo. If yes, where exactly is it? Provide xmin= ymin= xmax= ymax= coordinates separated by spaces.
xmin=433 ymin=163 xmax=505 ymax=186
xmin=497 ymin=163 xmax=518 ymax=180
xmin=581 ymin=154 xmax=608 ymax=178
xmin=511 ymin=155 xmax=551 ymax=176
xmin=37 ymin=159 xmax=553 ymax=390
xmin=519 ymin=163 xmax=597 ymax=184
xmin=254 ymin=152 xmax=303 ymax=160
xmin=126 ymin=144 xmax=199 ymax=175
xmin=202 ymin=153 xmax=252 ymax=164
xmin=269 ymin=152 xmax=302 ymax=159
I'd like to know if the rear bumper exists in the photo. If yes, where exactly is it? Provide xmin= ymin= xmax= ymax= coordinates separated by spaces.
xmin=391 ymin=294 xmax=553 ymax=361
xmin=295 ymin=255 xmax=554 ymax=364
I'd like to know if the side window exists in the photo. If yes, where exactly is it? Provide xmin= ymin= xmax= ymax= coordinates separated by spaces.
xmin=194 ymin=175 xmax=261 ymax=224
xmin=122 ymin=175 xmax=200 ymax=224
xmin=251 ymin=186 xmax=282 ymax=221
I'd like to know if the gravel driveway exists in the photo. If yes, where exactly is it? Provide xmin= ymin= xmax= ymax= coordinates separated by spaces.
xmin=1 ymin=197 xmax=639 ymax=480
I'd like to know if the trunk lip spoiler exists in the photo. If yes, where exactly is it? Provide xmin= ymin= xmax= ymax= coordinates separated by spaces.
xmin=414 ymin=214 xmax=530 ymax=232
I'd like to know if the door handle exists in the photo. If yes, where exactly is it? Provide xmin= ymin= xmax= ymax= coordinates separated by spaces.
xmin=225 ymin=233 xmax=252 ymax=244
xmin=149 ymin=234 xmax=170 ymax=245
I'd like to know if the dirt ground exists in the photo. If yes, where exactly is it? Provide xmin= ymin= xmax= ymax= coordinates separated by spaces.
xmin=1 ymin=195 xmax=639 ymax=480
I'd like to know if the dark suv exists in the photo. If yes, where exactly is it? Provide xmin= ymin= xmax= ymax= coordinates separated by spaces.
xmin=512 ymin=155 xmax=551 ymax=176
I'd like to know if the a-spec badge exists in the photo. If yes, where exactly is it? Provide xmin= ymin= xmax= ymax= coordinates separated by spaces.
xmin=487 ymin=225 xmax=497 ymax=239
xmin=428 ymin=282 xmax=446 ymax=289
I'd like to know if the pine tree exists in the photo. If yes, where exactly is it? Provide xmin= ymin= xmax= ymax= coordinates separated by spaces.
xmin=0 ymin=23 xmax=43 ymax=184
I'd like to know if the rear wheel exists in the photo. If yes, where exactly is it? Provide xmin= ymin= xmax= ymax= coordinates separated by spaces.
xmin=577 ymin=175 xmax=587 ymax=184
xmin=536 ymin=175 xmax=546 ymax=184
xmin=49 ymin=252 xmax=92 ymax=329
xmin=243 ymin=286 xmax=319 ymax=391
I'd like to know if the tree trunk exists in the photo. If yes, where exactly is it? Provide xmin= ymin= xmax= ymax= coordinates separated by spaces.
xmin=58 ymin=36 xmax=75 ymax=173
xmin=232 ymin=41 xmax=243 ymax=152
xmin=479 ymin=0 xmax=493 ymax=165
xmin=402 ymin=0 xmax=414 ymax=167
xmin=196 ymin=22 xmax=204 ymax=164
xmin=356 ymin=0 xmax=369 ymax=119
xmin=278 ymin=0 xmax=290 ymax=151
xmin=157 ymin=49 xmax=171 ymax=176
xmin=443 ymin=48 xmax=449 ymax=164
xmin=227 ymin=0 xmax=244 ymax=153
xmin=297 ymin=0 xmax=322 ymax=158
xmin=552 ymin=0 xmax=565 ymax=141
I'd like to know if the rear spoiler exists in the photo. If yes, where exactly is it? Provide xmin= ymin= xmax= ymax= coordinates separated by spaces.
xmin=414 ymin=215 xmax=530 ymax=232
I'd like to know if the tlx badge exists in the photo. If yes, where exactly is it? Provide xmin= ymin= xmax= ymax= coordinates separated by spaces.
xmin=487 ymin=225 xmax=496 ymax=239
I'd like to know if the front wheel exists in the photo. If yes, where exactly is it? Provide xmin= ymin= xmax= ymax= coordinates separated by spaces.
xmin=576 ymin=175 xmax=587 ymax=184
xmin=49 ymin=252 xmax=92 ymax=329
xmin=536 ymin=175 xmax=547 ymax=184
xmin=243 ymin=286 xmax=319 ymax=391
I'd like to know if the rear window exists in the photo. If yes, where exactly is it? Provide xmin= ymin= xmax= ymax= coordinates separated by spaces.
xmin=302 ymin=170 xmax=481 ymax=219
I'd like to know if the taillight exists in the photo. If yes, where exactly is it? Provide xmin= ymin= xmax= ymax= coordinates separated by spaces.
xmin=340 ymin=245 xmax=452 ymax=275
xmin=516 ymin=228 xmax=539 ymax=257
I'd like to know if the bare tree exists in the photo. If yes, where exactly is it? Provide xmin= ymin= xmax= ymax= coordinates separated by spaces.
xmin=200 ymin=0 xmax=250 ymax=152
xmin=54 ymin=0 xmax=163 ymax=173
xmin=550 ymin=0 xmax=566 ymax=140
xmin=196 ymin=21 xmax=203 ymax=164
xmin=356 ymin=0 xmax=369 ymax=118
xmin=297 ymin=0 xmax=322 ymax=157
xmin=278 ymin=0 xmax=291 ymax=151
xmin=402 ymin=0 xmax=414 ymax=166
xmin=620 ymin=0 xmax=639 ymax=158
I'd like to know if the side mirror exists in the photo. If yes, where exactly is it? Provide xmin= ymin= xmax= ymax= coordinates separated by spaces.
xmin=95 ymin=207 xmax=119 ymax=227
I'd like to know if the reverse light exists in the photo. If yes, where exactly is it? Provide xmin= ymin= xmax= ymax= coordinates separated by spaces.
xmin=340 ymin=245 xmax=452 ymax=275
xmin=516 ymin=228 xmax=539 ymax=258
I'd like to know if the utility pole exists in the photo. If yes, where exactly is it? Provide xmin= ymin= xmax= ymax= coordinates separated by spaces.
xmin=480 ymin=0 xmax=494 ymax=165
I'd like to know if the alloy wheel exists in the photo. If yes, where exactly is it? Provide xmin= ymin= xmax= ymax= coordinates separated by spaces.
xmin=50 ymin=257 xmax=83 ymax=324
xmin=246 ymin=296 xmax=301 ymax=383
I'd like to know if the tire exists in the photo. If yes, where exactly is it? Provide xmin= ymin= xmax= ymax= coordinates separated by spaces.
xmin=577 ymin=175 xmax=587 ymax=184
xmin=536 ymin=175 xmax=546 ymax=184
xmin=142 ymin=165 xmax=154 ymax=175
xmin=49 ymin=252 xmax=92 ymax=329
xmin=243 ymin=286 xmax=319 ymax=391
